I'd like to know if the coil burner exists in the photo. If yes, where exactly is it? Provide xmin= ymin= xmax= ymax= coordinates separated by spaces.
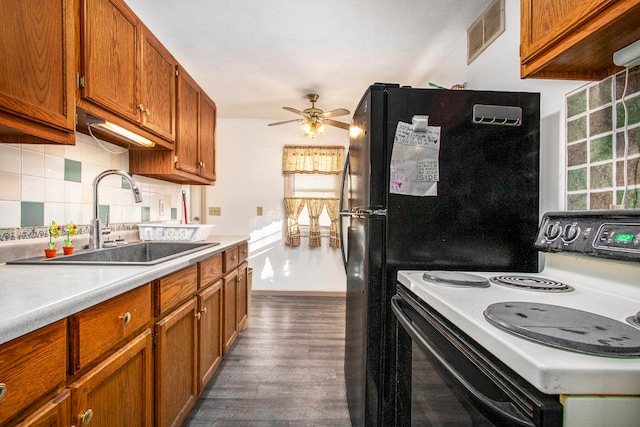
xmin=489 ymin=275 xmax=574 ymax=292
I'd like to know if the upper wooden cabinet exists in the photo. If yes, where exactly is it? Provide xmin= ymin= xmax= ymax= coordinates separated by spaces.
xmin=0 ymin=0 xmax=75 ymax=145
xmin=129 ymin=65 xmax=216 ymax=185
xmin=521 ymin=0 xmax=640 ymax=80
xmin=77 ymin=0 xmax=175 ymax=148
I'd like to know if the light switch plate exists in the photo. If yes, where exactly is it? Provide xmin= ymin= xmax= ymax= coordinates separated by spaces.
xmin=257 ymin=206 xmax=263 ymax=216
xmin=209 ymin=206 xmax=221 ymax=216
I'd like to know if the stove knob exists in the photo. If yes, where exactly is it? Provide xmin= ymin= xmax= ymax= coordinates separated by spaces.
xmin=545 ymin=223 xmax=561 ymax=241
xmin=562 ymin=224 xmax=580 ymax=243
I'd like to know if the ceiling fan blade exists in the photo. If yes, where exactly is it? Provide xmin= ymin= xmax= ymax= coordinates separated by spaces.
xmin=268 ymin=119 xmax=303 ymax=126
xmin=322 ymin=108 xmax=350 ymax=118
xmin=282 ymin=106 xmax=304 ymax=115
xmin=323 ymin=119 xmax=350 ymax=130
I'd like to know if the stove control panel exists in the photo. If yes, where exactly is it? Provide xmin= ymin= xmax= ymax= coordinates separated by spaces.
xmin=535 ymin=210 xmax=640 ymax=262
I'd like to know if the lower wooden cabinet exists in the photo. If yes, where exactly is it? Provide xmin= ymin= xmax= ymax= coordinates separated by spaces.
xmin=237 ymin=261 xmax=249 ymax=331
xmin=222 ymin=268 xmax=238 ymax=355
xmin=154 ymin=298 xmax=198 ymax=427
xmin=0 ymin=320 xmax=66 ymax=426
xmin=13 ymin=388 xmax=70 ymax=427
xmin=197 ymin=280 xmax=223 ymax=394
xmin=69 ymin=329 xmax=153 ymax=427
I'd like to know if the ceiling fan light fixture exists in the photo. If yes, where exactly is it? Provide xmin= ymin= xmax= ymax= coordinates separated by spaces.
xmin=300 ymin=120 xmax=326 ymax=137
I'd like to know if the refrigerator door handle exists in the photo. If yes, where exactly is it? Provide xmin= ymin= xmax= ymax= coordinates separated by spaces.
xmin=339 ymin=153 xmax=350 ymax=271
xmin=340 ymin=208 xmax=387 ymax=218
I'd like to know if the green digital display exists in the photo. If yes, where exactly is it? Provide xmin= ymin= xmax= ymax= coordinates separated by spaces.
xmin=615 ymin=233 xmax=634 ymax=242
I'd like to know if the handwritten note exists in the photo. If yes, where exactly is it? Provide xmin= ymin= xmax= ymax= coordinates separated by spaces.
xmin=390 ymin=117 xmax=441 ymax=197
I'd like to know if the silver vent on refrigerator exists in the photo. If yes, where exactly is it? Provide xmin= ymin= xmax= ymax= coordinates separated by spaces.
xmin=467 ymin=0 xmax=505 ymax=64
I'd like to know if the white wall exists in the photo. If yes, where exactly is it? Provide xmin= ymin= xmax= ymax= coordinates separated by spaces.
xmin=207 ymin=2 xmax=590 ymax=292
xmin=424 ymin=1 xmax=587 ymax=213
xmin=205 ymin=120 xmax=348 ymax=292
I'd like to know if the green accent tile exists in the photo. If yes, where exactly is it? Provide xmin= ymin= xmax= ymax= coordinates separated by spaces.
xmin=141 ymin=206 xmax=151 ymax=222
xmin=20 ymin=201 xmax=44 ymax=227
xmin=171 ymin=207 xmax=177 ymax=220
xmin=121 ymin=177 xmax=131 ymax=189
xmin=590 ymin=191 xmax=613 ymax=210
xmin=567 ymin=142 xmax=587 ymax=167
xmin=567 ymin=193 xmax=587 ymax=210
xmin=590 ymin=163 xmax=613 ymax=189
xmin=64 ymin=159 xmax=82 ymax=183
xmin=590 ymin=135 xmax=613 ymax=162
xmin=589 ymin=106 xmax=612 ymax=136
xmin=624 ymin=188 xmax=639 ymax=208
xmin=98 ymin=205 xmax=110 ymax=223
xmin=588 ymin=77 xmax=612 ymax=109
xmin=567 ymin=90 xmax=587 ymax=118
xmin=567 ymin=116 xmax=587 ymax=143
xmin=615 ymin=66 xmax=640 ymax=100
xmin=567 ymin=167 xmax=587 ymax=191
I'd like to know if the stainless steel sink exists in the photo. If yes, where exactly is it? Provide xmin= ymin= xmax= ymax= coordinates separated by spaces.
xmin=8 ymin=242 xmax=219 ymax=265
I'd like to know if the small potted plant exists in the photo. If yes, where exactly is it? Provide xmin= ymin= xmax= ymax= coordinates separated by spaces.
xmin=63 ymin=221 xmax=78 ymax=255
xmin=46 ymin=220 xmax=61 ymax=258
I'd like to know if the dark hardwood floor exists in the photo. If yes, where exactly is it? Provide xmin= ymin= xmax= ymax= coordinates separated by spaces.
xmin=184 ymin=294 xmax=352 ymax=426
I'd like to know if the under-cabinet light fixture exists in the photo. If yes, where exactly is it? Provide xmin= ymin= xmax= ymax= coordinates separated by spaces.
xmin=614 ymin=39 xmax=640 ymax=68
xmin=87 ymin=117 xmax=155 ymax=147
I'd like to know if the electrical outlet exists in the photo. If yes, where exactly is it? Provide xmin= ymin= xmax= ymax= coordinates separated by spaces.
xmin=209 ymin=206 xmax=221 ymax=216
xmin=257 ymin=206 xmax=263 ymax=216
xmin=159 ymin=199 xmax=165 ymax=216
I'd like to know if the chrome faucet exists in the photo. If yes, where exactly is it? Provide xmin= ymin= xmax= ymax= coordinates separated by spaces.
xmin=90 ymin=170 xmax=143 ymax=249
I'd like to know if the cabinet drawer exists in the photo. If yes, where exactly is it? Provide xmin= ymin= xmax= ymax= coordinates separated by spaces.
xmin=71 ymin=284 xmax=151 ymax=373
xmin=200 ymin=253 xmax=222 ymax=288
xmin=0 ymin=320 xmax=66 ymax=426
xmin=238 ymin=241 xmax=248 ymax=264
xmin=223 ymin=246 xmax=239 ymax=272
xmin=155 ymin=264 xmax=198 ymax=316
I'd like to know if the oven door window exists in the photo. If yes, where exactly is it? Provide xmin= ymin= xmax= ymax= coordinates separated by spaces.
xmin=392 ymin=290 xmax=563 ymax=427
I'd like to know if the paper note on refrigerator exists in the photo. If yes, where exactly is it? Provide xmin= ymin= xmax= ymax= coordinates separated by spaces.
xmin=390 ymin=119 xmax=441 ymax=196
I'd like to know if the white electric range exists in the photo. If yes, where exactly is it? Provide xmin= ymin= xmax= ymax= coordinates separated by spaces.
xmin=395 ymin=210 xmax=640 ymax=426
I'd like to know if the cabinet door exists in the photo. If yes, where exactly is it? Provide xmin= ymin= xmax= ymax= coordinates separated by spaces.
xmin=81 ymin=0 xmax=141 ymax=122
xmin=198 ymin=92 xmax=216 ymax=180
xmin=0 ymin=0 xmax=75 ymax=143
xmin=175 ymin=66 xmax=200 ymax=176
xmin=0 ymin=320 xmax=66 ymax=426
xmin=197 ymin=280 xmax=223 ymax=394
xmin=155 ymin=298 xmax=198 ymax=427
xmin=140 ymin=28 xmax=176 ymax=141
xmin=222 ymin=269 xmax=238 ymax=355
xmin=70 ymin=329 xmax=153 ymax=427
xmin=13 ymin=388 xmax=70 ymax=427
xmin=237 ymin=262 xmax=249 ymax=331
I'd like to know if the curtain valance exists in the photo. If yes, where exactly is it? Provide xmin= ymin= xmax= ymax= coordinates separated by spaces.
xmin=282 ymin=145 xmax=344 ymax=174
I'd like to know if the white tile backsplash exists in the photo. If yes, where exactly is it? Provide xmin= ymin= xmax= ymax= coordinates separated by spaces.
xmin=0 ymin=145 xmax=21 ymax=174
xmin=0 ymin=201 xmax=20 ymax=227
xmin=21 ymin=175 xmax=45 ymax=202
xmin=0 ymin=133 xmax=187 ymax=232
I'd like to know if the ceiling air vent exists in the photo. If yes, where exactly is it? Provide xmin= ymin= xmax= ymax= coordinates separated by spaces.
xmin=467 ymin=0 xmax=505 ymax=64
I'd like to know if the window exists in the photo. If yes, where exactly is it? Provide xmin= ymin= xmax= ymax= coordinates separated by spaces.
xmin=282 ymin=145 xmax=344 ymax=248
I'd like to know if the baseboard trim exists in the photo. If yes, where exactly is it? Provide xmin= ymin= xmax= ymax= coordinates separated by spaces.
xmin=252 ymin=290 xmax=346 ymax=297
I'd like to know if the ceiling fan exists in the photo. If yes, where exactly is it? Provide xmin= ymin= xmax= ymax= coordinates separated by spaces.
xmin=268 ymin=94 xmax=350 ymax=137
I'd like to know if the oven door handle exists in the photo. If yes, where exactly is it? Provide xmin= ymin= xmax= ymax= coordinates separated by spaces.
xmin=391 ymin=295 xmax=534 ymax=427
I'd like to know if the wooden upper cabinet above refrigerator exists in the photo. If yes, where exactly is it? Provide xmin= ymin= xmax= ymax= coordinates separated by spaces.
xmin=520 ymin=0 xmax=640 ymax=80
xmin=77 ymin=0 xmax=176 ymax=148
xmin=0 ymin=0 xmax=76 ymax=145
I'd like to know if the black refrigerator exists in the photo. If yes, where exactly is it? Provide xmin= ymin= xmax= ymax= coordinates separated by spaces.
xmin=340 ymin=83 xmax=540 ymax=426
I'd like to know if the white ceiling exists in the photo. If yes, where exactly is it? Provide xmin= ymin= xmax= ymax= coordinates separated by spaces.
xmin=125 ymin=0 xmax=492 ymax=123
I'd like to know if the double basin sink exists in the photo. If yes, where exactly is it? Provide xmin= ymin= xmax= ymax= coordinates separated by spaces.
xmin=8 ymin=242 xmax=220 ymax=266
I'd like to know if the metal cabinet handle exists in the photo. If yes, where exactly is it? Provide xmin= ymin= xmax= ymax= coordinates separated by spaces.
xmin=120 ymin=312 xmax=131 ymax=325
xmin=0 ymin=383 xmax=6 ymax=402
xmin=231 ymin=256 xmax=237 ymax=262
xmin=195 ymin=311 xmax=202 ymax=320
xmin=201 ymin=307 xmax=207 ymax=315
xmin=81 ymin=408 xmax=94 ymax=425
xmin=138 ymin=104 xmax=145 ymax=111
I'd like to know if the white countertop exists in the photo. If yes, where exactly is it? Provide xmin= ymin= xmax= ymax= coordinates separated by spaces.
xmin=0 ymin=235 xmax=249 ymax=345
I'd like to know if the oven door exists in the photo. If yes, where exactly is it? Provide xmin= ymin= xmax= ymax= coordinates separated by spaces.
xmin=392 ymin=286 xmax=563 ymax=426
